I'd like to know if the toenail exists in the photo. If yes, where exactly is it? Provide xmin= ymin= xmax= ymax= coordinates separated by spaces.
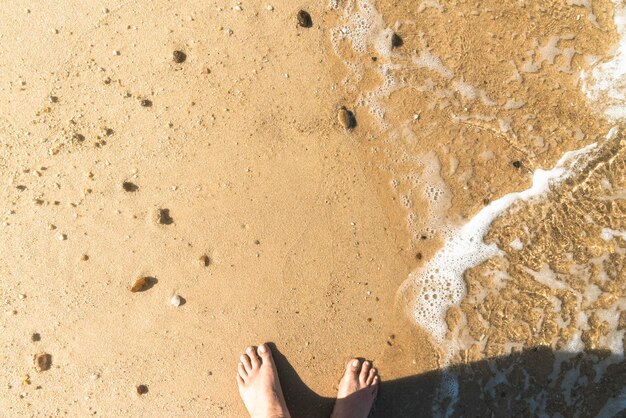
xmin=259 ymin=344 xmax=267 ymax=353
xmin=352 ymin=359 xmax=359 ymax=367
xmin=372 ymin=368 xmax=377 ymax=373
xmin=363 ymin=361 xmax=370 ymax=367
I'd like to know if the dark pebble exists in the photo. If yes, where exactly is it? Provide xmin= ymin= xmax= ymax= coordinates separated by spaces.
xmin=391 ymin=33 xmax=403 ymax=48
xmin=156 ymin=208 xmax=173 ymax=225
xmin=31 ymin=333 xmax=41 ymax=342
xmin=122 ymin=181 xmax=138 ymax=192
xmin=136 ymin=384 xmax=148 ymax=395
xmin=512 ymin=160 xmax=522 ymax=169
xmin=140 ymin=99 xmax=152 ymax=107
xmin=297 ymin=10 xmax=312 ymax=28
xmin=173 ymin=50 xmax=187 ymax=63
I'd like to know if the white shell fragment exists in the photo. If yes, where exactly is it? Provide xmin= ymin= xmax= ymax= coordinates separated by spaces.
xmin=170 ymin=294 xmax=182 ymax=307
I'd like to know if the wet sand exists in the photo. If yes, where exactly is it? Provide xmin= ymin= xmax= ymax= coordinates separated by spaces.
xmin=1 ymin=0 xmax=625 ymax=416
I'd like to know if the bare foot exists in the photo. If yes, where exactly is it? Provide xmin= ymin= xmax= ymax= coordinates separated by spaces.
xmin=237 ymin=344 xmax=291 ymax=418
xmin=331 ymin=359 xmax=380 ymax=418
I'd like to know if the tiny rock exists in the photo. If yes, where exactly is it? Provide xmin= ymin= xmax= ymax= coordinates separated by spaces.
xmin=34 ymin=353 xmax=52 ymax=372
xmin=136 ymin=384 xmax=148 ymax=395
xmin=337 ymin=106 xmax=356 ymax=130
xmin=140 ymin=99 xmax=152 ymax=107
xmin=80 ymin=254 xmax=89 ymax=261
xmin=391 ymin=32 xmax=403 ymax=48
xmin=173 ymin=50 xmax=187 ymax=63
xmin=156 ymin=208 xmax=173 ymax=225
xmin=297 ymin=10 xmax=312 ymax=28
xmin=170 ymin=294 xmax=182 ymax=307
xmin=130 ymin=276 xmax=154 ymax=293
xmin=199 ymin=254 xmax=210 ymax=266
xmin=122 ymin=181 xmax=138 ymax=192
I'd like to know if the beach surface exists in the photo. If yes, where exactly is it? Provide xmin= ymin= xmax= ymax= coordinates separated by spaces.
xmin=1 ymin=0 xmax=624 ymax=416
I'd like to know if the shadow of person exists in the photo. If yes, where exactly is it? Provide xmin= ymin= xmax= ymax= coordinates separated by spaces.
xmin=267 ymin=343 xmax=626 ymax=418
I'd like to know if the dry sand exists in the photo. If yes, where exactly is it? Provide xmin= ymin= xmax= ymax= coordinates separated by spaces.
xmin=1 ymin=0 xmax=624 ymax=416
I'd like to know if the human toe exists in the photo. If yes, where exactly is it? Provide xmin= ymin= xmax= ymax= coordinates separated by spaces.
xmin=366 ymin=368 xmax=377 ymax=385
xmin=241 ymin=354 xmax=253 ymax=373
xmin=246 ymin=346 xmax=261 ymax=368
xmin=360 ymin=361 xmax=371 ymax=384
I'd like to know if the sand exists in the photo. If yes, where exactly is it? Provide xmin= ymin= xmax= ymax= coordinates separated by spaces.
xmin=1 ymin=0 xmax=624 ymax=417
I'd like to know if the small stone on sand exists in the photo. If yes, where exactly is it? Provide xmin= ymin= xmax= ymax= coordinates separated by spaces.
xmin=140 ymin=99 xmax=152 ymax=107
xmin=136 ymin=384 xmax=148 ymax=395
xmin=512 ymin=160 xmax=522 ymax=168
xmin=131 ymin=277 xmax=154 ymax=293
xmin=173 ymin=50 xmax=187 ymax=63
xmin=34 ymin=353 xmax=51 ymax=372
xmin=170 ymin=294 xmax=182 ymax=307
xmin=80 ymin=254 xmax=89 ymax=261
xmin=391 ymin=33 xmax=403 ymax=48
xmin=156 ymin=208 xmax=173 ymax=225
xmin=337 ymin=106 xmax=356 ymax=130
xmin=31 ymin=333 xmax=41 ymax=342
xmin=122 ymin=181 xmax=138 ymax=192
xmin=297 ymin=10 xmax=312 ymax=28
xmin=199 ymin=254 xmax=210 ymax=266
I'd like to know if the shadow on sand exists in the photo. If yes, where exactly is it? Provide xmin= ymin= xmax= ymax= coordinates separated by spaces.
xmin=268 ymin=343 xmax=626 ymax=417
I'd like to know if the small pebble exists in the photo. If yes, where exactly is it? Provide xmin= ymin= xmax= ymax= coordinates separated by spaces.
xmin=57 ymin=233 xmax=67 ymax=241
xmin=140 ymin=99 xmax=152 ymax=107
xmin=136 ymin=384 xmax=148 ymax=395
xmin=112 ymin=50 xmax=120 ymax=56
xmin=391 ymin=33 xmax=403 ymax=48
xmin=266 ymin=5 xmax=274 ymax=11
xmin=337 ymin=106 xmax=356 ymax=130
xmin=31 ymin=333 xmax=41 ymax=342
xmin=199 ymin=254 xmax=210 ymax=266
xmin=297 ymin=10 xmax=312 ymax=28
xmin=80 ymin=254 xmax=89 ymax=261
xmin=18 ymin=294 xmax=26 ymax=300
xmin=122 ymin=181 xmax=138 ymax=192
xmin=34 ymin=353 xmax=51 ymax=372
xmin=173 ymin=50 xmax=187 ymax=63
xmin=156 ymin=208 xmax=173 ymax=225
xmin=170 ymin=295 xmax=182 ymax=307
xmin=130 ymin=277 xmax=153 ymax=293
xmin=512 ymin=160 xmax=522 ymax=168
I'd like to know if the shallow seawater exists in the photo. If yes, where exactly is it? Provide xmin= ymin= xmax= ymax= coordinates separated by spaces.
xmin=331 ymin=0 xmax=625 ymax=416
